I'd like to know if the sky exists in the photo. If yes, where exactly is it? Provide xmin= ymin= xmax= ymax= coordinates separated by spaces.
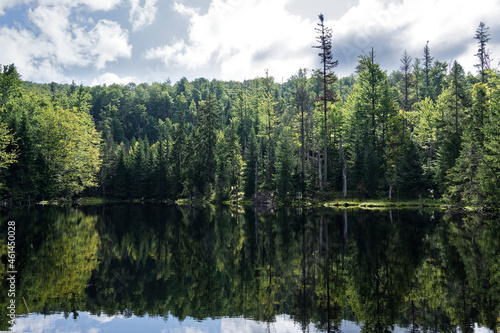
xmin=12 ymin=312 xmax=355 ymax=333
xmin=0 ymin=0 xmax=499 ymax=86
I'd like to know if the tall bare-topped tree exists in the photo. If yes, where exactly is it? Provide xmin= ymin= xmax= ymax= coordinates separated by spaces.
xmin=313 ymin=13 xmax=338 ymax=186
xmin=474 ymin=22 xmax=491 ymax=83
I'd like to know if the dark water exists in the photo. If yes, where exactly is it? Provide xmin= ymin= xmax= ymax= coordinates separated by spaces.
xmin=1 ymin=204 xmax=499 ymax=333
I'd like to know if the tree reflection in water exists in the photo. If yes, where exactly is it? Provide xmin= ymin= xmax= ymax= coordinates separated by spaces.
xmin=1 ymin=205 xmax=499 ymax=332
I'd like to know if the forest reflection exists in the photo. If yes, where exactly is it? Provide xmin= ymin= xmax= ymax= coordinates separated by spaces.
xmin=1 ymin=205 xmax=499 ymax=332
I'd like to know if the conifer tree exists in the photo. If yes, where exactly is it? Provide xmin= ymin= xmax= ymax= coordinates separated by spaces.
xmin=293 ymin=69 xmax=310 ymax=192
xmin=243 ymin=128 xmax=259 ymax=198
xmin=474 ymin=22 xmax=491 ymax=83
xmin=171 ymin=121 xmax=187 ymax=196
xmin=399 ymin=50 xmax=413 ymax=111
xmin=194 ymin=93 xmax=220 ymax=196
xmin=434 ymin=61 xmax=468 ymax=192
xmin=275 ymin=126 xmax=295 ymax=198
xmin=423 ymin=41 xmax=434 ymax=99
xmin=413 ymin=58 xmax=422 ymax=104
xmin=314 ymin=13 xmax=338 ymax=186
xmin=225 ymin=120 xmax=244 ymax=199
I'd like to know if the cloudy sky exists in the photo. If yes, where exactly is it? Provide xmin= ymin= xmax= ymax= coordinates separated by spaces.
xmin=0 ymin=0 xmax=499 ymax=86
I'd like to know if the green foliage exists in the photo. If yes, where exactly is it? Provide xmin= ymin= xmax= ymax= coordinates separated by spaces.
xmin=0 ymin=123 xmax=17 ymax=175
xmin=2 ymin=26 xmax=500 ymax=206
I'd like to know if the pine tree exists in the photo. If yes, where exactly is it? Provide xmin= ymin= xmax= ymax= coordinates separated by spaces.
xmin=214 ymin=130 xmax=229 ymax=200
xmin=293 ymin=69 xmax=310 ymax=192
xmin=194 ymin=93 xmax=220 ymax=196
xmin=399 ymin=50 xmax=413 ymax=111
xmin=480 ymin=72 xmax=500 ymax=204
xmin=225 ymin=120 xmax=244 ymax=199
xmin=474 ymin=22 xmax=491 ymax=83
xmin=171 ymin=121 xmax=187 ymax=196
xmin=446 ymin=82 xmax=489 ymax=205
xmin=258 ymin=71 xmax=277 ymax=189
xmin=243 ymin=127 xmax=259 ymax=198
xmin=113 ymin=145 xmax=130 ymax=199
xmin=413 ymin=58 xmax=422 ymax=103
xmin=429 ymin=61 xmax=448 ymax=101
xmin=344 ymin=51 xmax=386 ymax=197
xmin=275 ymin=126 xmax=295 ymax=198
xmin=434 ymin=61 xmax=468 ymax=193
xmin=155 ymin=139 xmax=170 ymax=198
xmin=314 ymin=13 xmax=338 ymax=186
xmin=423 ymin=41 xmax=434 ymax=99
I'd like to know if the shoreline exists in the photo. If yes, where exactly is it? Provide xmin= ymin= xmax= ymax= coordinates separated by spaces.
xmin=2 ymin=196 xmax=495 ymax=213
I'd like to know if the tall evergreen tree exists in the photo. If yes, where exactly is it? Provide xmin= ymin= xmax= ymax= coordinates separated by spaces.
xmin=243 ymin=128 xmax=259 ymax=198
xmin=171 ymin=121 xmax=187 ymax=196
xmin=413 ymin=58 xmax=422 ymax=104
xmin=434 ymin=61 xmax=468 ymax=192
xmin=423 ymin=41 xmax=434 ymax=99
xmin=314 ymin=13 xmax=338 ymax=186
xmin=480 ymin=72 xmax=500 ymax=204
xmin=474 ymin=22 xmax=491 ymax=83
xmin=293 ymin=69 xmax=310 ymax=192
xmin=194 ymin=93 xmax=220 ymax=196
xmin=399 ymin=50 xmax=413 ymax=111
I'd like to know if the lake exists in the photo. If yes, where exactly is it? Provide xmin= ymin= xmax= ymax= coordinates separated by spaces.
xmin=1 ymin=204 xmax=499 ymax=332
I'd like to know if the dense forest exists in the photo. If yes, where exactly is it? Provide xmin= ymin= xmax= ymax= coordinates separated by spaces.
xmin=1 ymin=21 xmax=499 ymax=207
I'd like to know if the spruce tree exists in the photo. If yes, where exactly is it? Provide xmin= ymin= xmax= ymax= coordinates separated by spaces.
xmin=474 ymin=22 xmax=491 ymax=83
xmin=243 ymin=128 xmax=259 ymax=198
xmin=314 ymin=13 xmax=338 ymax=186
xmin=423 ymin=41 xmax=434 ymax=99
xmin=399 ymin=50 xmax=413 ymax=111
xmin=194 ymin=93 xmax=220 ymax=196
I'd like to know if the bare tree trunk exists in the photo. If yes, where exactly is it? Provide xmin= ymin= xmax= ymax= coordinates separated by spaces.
xmin=255 ymin=160 xmax=258 ymax=199
xmin=343 ymin=159 xmax=347 ymax=198
xmin=301 ymin=101 xmax=305 ymax=191
xmin=339 ymin=135 xmax=342 ymax=162
xmin=318 ymin=142 xmax=322 ymax=189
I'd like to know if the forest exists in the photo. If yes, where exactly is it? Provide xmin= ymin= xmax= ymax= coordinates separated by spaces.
xmin=0 ymin=21 xmax=499 ymax=208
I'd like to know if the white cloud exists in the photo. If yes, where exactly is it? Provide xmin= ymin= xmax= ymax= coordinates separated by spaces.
xmin=91 ymin=72 xmax=138 ymax=85
xmin=0 ymin=0 xmax=122 ymax=14
xmin=0 ymin=26 xmax=68 ymax=82
xmin=326 ymin=0 xmax=500 ymax=75
xmin=28 ymin=5 xmax=88 ymax=67
xmin=80 ymin=0 xmax=122 ymax=11
xmin=146 ymin=0 xmax=316 ymax=81
xmin=129 ymin=0 xmax=158 ymax=31
xmin=0 ymin=0 xmax=30 ymax=15
xmin=220 ymin=315 xmax=323 ymax=333
xmin=0 ymin=2 xmax=132 ymax=82
xmin=88 ymin=19 xmax=132 ymax=69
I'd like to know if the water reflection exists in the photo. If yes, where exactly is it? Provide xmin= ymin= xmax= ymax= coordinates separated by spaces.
xmin=1 ymin=205 xmax=499 ymax=332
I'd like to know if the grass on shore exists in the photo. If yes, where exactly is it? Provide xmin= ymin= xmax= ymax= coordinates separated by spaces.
xmin=29 ymin=196 xmax=453 ymax=211
xmin=322 ymin=198 xmax=446 ymax=209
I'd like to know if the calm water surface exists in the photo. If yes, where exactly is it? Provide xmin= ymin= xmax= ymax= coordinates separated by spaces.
xmin=1 ymin=204 xmax=499 ymax=332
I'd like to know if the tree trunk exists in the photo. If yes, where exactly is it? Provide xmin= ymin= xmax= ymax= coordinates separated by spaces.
xmin=254 ymin=160 xmax=258 ymax=199
xmin=318 ymin=142 xmax=322 ymax=189
xmin=301 ymin=101 xmax=305 ymax=190
xmin=343 ymin=159 xmax=347 ymax=198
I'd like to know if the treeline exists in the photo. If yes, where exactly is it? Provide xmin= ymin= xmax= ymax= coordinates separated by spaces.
xmin=1 ymin=22 xmax=500 ymax=207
